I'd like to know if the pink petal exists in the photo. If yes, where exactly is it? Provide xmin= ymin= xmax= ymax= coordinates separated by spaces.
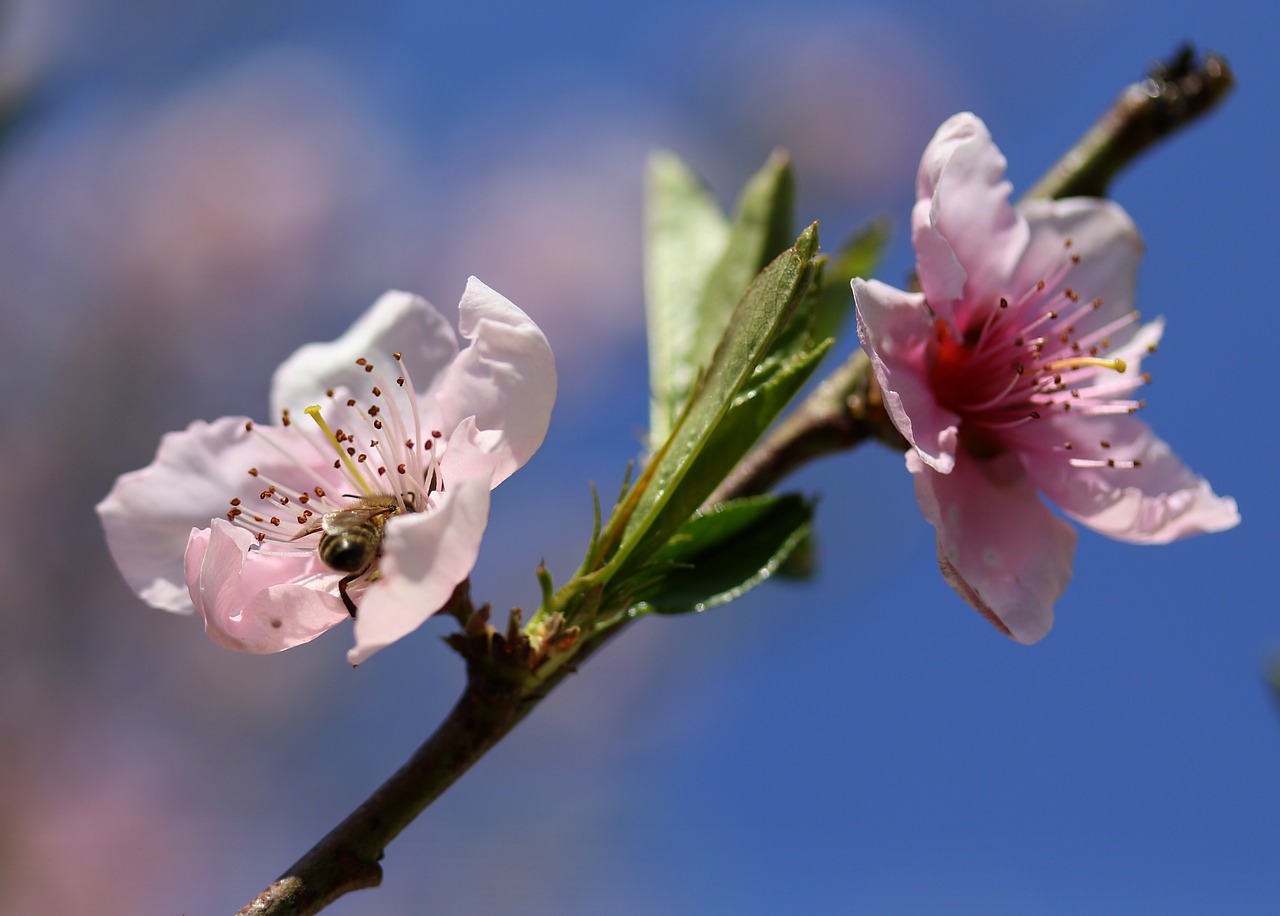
xmin=1013 ymin=197 xmax=1144 ymax=335
xmin=434 ymin=277 xmax=557 ymax=486
xmin=909 ymin=450 xmax=1076 ymax=644
xmin=853 ymin=278 xmax=959 ymax=473
xmin=1023 ymin=415 xmax=1240 ymax=544
xmin=349 ymin=476 xmax=492 ymax=665
xmin=911 ymin=113 xmax=1028 ymax=323
xmin=96 ymin=416 xmax=311 ymax=614
xmin=187 ymin=520 xmax=348 ymax=653
xmin=438 ymin=415 xmax=506 ymax=485
xmin=269 ymin=290 xmax=460 ymax=417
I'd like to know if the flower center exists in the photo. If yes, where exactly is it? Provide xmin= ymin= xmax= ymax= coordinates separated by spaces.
xmin=223 ymin=351 xmax=444 ymax=586
xmin=926 ymin=238 xmax=1152 ymax=469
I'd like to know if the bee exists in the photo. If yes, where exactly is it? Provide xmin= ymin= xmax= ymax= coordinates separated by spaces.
xmin=293 ymin=494 xmax=403 ymax=617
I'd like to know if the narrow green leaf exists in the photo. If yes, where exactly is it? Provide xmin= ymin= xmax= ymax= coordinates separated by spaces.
xmin=644 ymin=151 xmax=795 ymax=445
xmin=634 ymin=494 xmax=814 ymax=615
xmin=612 ymin=224 xmax=819 ymax=579
xmin=644 ymin=152 xmax=731 ymax=443
xmin=664 ymin=337 xmax=830 ymax=525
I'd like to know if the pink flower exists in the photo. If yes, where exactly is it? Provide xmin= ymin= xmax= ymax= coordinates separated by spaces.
xmin=852 ymin=113 xmax=1239 ymax=643
xmin=98 ymin=278 xmax=556 ymax=664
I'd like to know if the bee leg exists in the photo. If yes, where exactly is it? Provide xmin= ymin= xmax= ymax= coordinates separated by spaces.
xmin=338 ymin=574 xmax=360 ymax=618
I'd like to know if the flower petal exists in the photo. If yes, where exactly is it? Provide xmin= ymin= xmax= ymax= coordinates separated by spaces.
xmin=1024 ymin=415 xmax=1240 ymax=544
xmin=270 ymin=290 xmax=460 ymax=417
xmin=438 ymin=415 xmax=505 ymax=485
xmin=909 ymin=450 xmax=1076 ymax=644
xmin=186 ymin=520 xmax=349 ymax=653
xmin=1014 ymin=197 xmax=1144 ymax=336
xmin=434 ymin=277 xmax=557 ymax=486
xmin=912 ymin=113 xmax=1028 ymax=322
xmin=853 ymin=278 xmax=959 ymax=472
xmin=348 ymin=476 xmax=492 ymax=665
xmin=96 ymin=416 xmax=312 ymax=613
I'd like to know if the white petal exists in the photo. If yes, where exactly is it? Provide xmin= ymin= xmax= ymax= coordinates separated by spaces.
xmin=270 ymin=290 xmax=460 ymax=417
xmin=434 ymin=277 xmax=557 ymax=486
xmin=96 ymin=416 xmax=298 ymax=613
xmin=348 ymin=476 xmax=492 ymax=665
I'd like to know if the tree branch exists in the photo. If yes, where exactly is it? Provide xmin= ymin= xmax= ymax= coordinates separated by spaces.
xmin=1025 ymin=45 xmax=1233 ymax=201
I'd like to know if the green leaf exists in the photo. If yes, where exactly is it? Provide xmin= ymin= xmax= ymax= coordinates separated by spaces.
xmin=644 ymin=150 xmax=795 ymax=445
xmin=633 ymin=494 xmax=814 ymax=615
xmin=611 ymin=224 xmax=820 ymax=580
xmin=644 ymin=152 xmax=731 ymax=443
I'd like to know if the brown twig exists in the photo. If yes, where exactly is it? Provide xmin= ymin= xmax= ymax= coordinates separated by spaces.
xmin=1025 ymin=45 xmax=1233 ymax=201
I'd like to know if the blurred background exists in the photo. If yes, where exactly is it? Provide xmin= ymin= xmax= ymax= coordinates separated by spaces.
xmin=0 ymin=1 xmax=1275 ymax=913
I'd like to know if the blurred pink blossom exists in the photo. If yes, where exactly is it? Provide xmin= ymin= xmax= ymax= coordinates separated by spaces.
xmin=98 ymin=278 xmax=556 ymax=664
xmin=853 ymin=113 xmax=1239 ymax=642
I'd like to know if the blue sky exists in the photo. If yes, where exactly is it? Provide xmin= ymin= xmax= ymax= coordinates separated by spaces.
xmin=1 ymin=1 xmax=1275 ymax=913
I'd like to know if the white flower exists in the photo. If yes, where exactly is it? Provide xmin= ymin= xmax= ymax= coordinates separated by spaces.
xmin=98 ymin=278 xmax=556 ymax=664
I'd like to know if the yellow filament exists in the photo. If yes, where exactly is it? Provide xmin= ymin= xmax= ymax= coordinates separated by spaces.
xmin=304 ymin=405 xmax=373 ymax=495
xmin=1043 ymin=356 xmax=1127 ymax=374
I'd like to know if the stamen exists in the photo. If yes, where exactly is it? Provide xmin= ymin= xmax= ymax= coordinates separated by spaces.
xmin=304 ymin=405 xmax=374 ymax=495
